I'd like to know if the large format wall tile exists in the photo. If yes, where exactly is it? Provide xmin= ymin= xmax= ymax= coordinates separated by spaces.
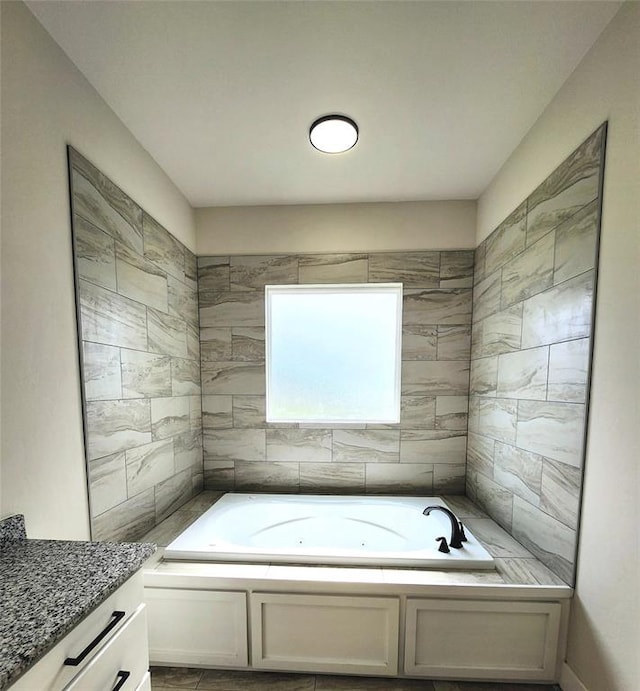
xmin=74 ymin=216 xmax=117 ymax=291
xmin=70 ymin=148 xmax=143 ymax=254
xmin=399 ymin=396 xmax=436 ymax=429
xmin=126 ymin=439 xmax=175 ymax=495
xmin=85 ymin=399 xmax=151 ymax=460
xmin=230 ymin=255 xmax=298 ymax=290
xmin=168 ymin=275 xmax=198 ymax=325
xmin=148 ymin=307 xmax=188 ymax=358
xmin=466 ymin=432 xmax=494 ymax=478
xmin=547 ymin=338 xmax=590 ymax=403
xmin=82 ymin=342 xmax=122 ymax=401
xmin=439 ymin=251 xmax=474 ymax=288
xmin=299 ymin=463 xmax=366 ymax=493
xmin=70 ymin=148 xmax=202 ymax=541
xmin=496 ymin=347 xmax=549 ymax=400
xmin=484 ymin=202 xmax=527 ymax=275
xmin=200 ymin=328 xmax=232 ymax=361
xmin=540 ymin=458 xmax=582 ymax=530
xmin=155 ymin=469 xmax=193 ymax=522
xmin=299 ymin=254 xmax=368 ymax=283
xmin=200 ymin=249 xmax=473 ymax=496
xmin=151 ymin=396 xmax=191 ymax=441
xmin=516 ymin=400 xmax=585 ymax=467
xmin=471 ymin=304 xmax=522 ymax=358
xmin=469 ymin=356 xmax=498 ymax=397
xmin=79 ymin=280 xmax=147 ymax=351
xmin=198 ymin=256 xmax=231 ymax=298
xmin=478 ymin=398 xmax=517 ymax=444
xmin=87 ymin=452 xmax=127 ymax=516
xmin=171 ymin=357 xmax=201 ymax=396
xmin=267 ymin=429 xmax=332 ymax=462
xmin=365 ymin=463 xmax=434 ymax=494
xmin=401 ymin=361 xmax=469 ymax=396
xmin=121 ymin=349 xmax=171 ymax=399
xmin=332 ymin=430 xmax=400 ymax=463
xmin=201 ymin=361 xmax=265 ymax=395
xmin=92 ymin=489 xmax=155 ymax=542
xmin=512 ymin=497 xmax=576 ymax=583
xmin=402 ymin=325 xmax=437 ymax=360
xmin=369 ymin=252 xmax=439 ymax=287
xmin=400 ymin=430 xmax=466 ymax=463
xmin=500 ymin=231 xmax=554 ymax=307
xmin=554 ymin=199 xmax=599 ymax=284
xmin=200 ymin=292 xmax=264 ymax=327
xmin=234 ymin=461 xmax=299 ymax=492
xmin=521 ymin=270 xmax=594 ymax=349
xmin=526 ymin=126 xmax=603 ymax=246
xmin=437 ymin=325 xmax=471 ymax=360
xmin=467 ymin=125 xmax=605 ymax=585
xmin=205 ymin=429 xmax=266 ymax=462
xmin=493 ymin=442 xmax=542 ymax=506
xmin=143 ymin=212 xmax=185 ymax=282
xmin=472 ymin=271 xmax=501 ymax=322
xmin=115 ymin=242 xmax=168 ymax=312
xmin=403 ymin=289 xmax=472 ymax=325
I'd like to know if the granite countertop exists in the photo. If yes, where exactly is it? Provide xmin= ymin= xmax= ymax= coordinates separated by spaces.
xmin=0 ymin=515 xmax=156 ymax=690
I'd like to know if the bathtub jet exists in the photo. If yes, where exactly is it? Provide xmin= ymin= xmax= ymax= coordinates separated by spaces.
xmin=163 ymin=494 xmax=495 ymax=570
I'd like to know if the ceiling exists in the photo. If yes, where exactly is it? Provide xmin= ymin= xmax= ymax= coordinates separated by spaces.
xmin=27 ymin=1 xmax=620 ymax=208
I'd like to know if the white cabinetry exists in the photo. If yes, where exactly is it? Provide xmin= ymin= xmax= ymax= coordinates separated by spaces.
xmin=250 ymin=593 xmax=399 ymax=676
xmin=145 ymin=589 xmax=247 ymax=667
xmin=404 ymin=598 xmax=562 ymax=680
xmin=10 ymin=574 xmax=149 ymax=691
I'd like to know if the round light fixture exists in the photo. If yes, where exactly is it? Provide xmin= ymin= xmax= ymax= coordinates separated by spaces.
xmin=309 ymin=115 xmax=358 ymax=154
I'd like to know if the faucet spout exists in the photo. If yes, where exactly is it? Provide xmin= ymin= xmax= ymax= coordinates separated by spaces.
xmin=423 ymin=505 xmax=465 ymax=549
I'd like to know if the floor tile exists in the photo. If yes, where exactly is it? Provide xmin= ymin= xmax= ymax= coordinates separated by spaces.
xmin=197 ymin=669 xmax=315 ymax=690
xmin=150 ymin=665 xmax=203 ymax=688
xmin=316 ymin=674 xmax=434 ymax=689
xmin=433 ymin=682 xmax=558 ymax=691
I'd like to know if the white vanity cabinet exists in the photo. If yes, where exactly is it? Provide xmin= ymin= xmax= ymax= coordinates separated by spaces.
xmin=143 ymin=564 xmax=571 ymax=683
xmin=10 ymin=574 xmax=149 ymax=691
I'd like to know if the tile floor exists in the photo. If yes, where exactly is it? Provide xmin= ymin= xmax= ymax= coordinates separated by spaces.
xmin=150 ymin=667 xmax=561 ymax=690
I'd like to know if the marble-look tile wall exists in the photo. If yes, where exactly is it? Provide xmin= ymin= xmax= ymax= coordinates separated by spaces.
xmin=199 ymin=250 xmax=474 ymax=496
xmin=69 ymin=148 xmax=203 ymax=542
xmin=467 ymin=125 xmax=606 ymax=584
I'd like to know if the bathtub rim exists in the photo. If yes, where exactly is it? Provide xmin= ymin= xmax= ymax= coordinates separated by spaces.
xmin=162 ymin=492 xmax=496 ymax=570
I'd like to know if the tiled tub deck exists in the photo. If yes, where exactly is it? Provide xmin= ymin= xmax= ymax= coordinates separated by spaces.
xmin=140 ymin=492 xmax=572 ymax=685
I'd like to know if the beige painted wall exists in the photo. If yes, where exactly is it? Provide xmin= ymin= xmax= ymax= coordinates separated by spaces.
xmin=478 ymin=4 xmax=639 ymax=690
xmin=196 ymin=201 xmax=476 ymax=255
xmin=0 ymin=2 xmax=195 ymax=539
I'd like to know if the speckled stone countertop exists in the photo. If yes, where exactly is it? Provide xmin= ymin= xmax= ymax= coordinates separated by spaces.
xmin=0 ymin=515 xmax=155 ymax=690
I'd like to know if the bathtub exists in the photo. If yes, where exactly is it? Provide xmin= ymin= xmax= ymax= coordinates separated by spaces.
xmin=164 ymin=493 xmax=495 ymax=569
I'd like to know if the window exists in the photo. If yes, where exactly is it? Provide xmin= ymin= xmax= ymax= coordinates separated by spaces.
xmin=266 ymin=283 xmax=403 ymax=424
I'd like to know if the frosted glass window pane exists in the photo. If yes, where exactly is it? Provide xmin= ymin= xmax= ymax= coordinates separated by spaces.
xmin=266 ymin=284 xmax=402 ymax=423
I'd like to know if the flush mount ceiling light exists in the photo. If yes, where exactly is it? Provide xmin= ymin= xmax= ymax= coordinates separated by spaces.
xmin=309 ymin=115 xmax=359 ymax=154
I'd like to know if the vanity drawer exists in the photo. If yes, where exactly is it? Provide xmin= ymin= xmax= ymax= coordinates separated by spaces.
xmin=11 ymin=574 xmax=145 ymax=690
xmin=65 ymin=605 xmax=148 ymax=690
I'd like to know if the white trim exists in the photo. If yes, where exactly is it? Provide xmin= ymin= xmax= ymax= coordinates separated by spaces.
xmin=560 ymin=661 xmax=589 ymax=691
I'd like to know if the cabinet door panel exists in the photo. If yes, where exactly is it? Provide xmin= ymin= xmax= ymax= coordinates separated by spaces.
xmin=251 ymin=593 xmax=399 ymax=676
xmin=145 ymin=589 xmax=247 ymax=667
xmin=404 ymin=598 xmax=561 ymax=680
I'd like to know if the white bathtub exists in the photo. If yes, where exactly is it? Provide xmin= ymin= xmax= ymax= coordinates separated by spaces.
xmin=164 ymin=494 xmax=495 ymax=569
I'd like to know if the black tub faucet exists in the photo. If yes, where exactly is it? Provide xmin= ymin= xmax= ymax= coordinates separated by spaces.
xmin=423 ymin=505 xmax=467 ymax=549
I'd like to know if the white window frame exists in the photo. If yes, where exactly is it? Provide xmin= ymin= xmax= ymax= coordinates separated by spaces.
xmin=265 ymin=283 xmax=403 ymax=424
